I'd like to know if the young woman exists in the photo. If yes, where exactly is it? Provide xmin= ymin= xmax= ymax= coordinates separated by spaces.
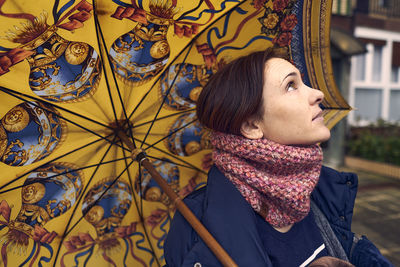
xmin=164 ymin=49 xmax=393 ymax=267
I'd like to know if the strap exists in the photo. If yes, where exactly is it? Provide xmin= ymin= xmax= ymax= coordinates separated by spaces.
xmin=311 ymin=201 xmax=349 ymax=261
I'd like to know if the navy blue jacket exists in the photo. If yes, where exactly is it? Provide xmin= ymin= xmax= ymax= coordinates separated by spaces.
xmin=164 ymin=166 xmax=393 ymax=266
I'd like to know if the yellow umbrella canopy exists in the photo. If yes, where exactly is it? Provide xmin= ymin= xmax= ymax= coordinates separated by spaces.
xmin=0 ymin=0 xmax=350 ymax=266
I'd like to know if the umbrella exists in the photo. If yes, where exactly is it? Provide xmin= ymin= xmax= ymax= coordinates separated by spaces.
xmin=0 ymin=0 xmax=350 ymax=266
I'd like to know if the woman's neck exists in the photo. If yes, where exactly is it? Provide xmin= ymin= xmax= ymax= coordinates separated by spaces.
xmin=273 ymin=224 xmax=294 ymax=233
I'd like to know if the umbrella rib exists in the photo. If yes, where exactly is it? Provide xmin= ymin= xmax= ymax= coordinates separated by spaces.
xmin=0 ymin=86 xmax=112 ymax=130
xmin=133 ymin=109 xmax=195 ymax=129
xmin=129 ymin=0 xmax=246 ymax=148
xmin=121 ymin=143 xmax=161 ymax=267
xmin=133 ymin=136 xmax=206 ymax=174
xmin=128 ymin=0 xmax=245 ymax=125
xmin=144 ymin=118 xmax=197 ymax=151
xmin=126 ymin=60 xmax=171 ymax=122
xmin=139 ymin=42 xmax=194 ymax=149
xmin=126 ymin=51 xmax=186 ymax=123
xmin=146 ymin=155 xmax=202 ymax=171
xmin=53 ymin=136 xmax=119 ymax=265
xmin=137 ymin=163 xmax=148 ymax=262
xmin=92 ymin=3 xmax=120 ymax=129
xmin=0 ymin=134 xmax=112 ymax=191
xmin=127 ymin=0 xmax=249 ymax=129
xmin=126 ymin=0 xmax=243 ymax=123
xmin=93 ymin=8 xmax=136 ymax=146
xmin=137 ymin=163 xmax=143 ymax=214
xmin=64 ymin=160 xmax=134 ymax=237
xmin=126 ymin=79 xmax=157 ymax=123
xmin=0 ymin=157 xmax=129 ymax=195
xmin=0 ymin=87 xmax=127 ymax=151
xmin=136 ymin=163 xmax=147 ymax=261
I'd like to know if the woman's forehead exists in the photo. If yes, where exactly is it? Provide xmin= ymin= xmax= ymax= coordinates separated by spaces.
xmin=264 ymin=58 xmax=300 ymax=82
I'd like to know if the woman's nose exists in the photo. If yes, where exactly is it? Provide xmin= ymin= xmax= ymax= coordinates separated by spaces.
xmin=309 ymin=87 xmax=324 ymax=105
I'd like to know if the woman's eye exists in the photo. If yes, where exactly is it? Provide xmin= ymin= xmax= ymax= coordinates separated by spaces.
xmin=287 ymin=82 xmax=296 ymax=92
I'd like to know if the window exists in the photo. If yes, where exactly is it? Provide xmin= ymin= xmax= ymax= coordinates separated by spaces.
xmin=354 ymin=53 xmax=366 ymax=81
xmin=378 ymin=0 xmax=389 ymax=8
xmin=372 ymin=45 xmax=383 ymax=82
xmin=392 ymin=42 xmax=400 ymax=83
xmin=350 ymin=29 xmax=400 ymax=125
xmin=391 ymin=66 xmax=399 ymax=82
xmin=389 ymin=90 xmax=400 ymax=121
xmin=354 ymin=88 xmax=382 ymax=122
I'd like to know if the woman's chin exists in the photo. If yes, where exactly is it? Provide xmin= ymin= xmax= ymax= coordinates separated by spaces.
xmin=316 ymin=128 xmax=331 ymax=144
xmin=299 ymin=129 xmax=331 ymax=146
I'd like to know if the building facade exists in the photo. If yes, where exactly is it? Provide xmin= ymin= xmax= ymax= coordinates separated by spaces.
xmin=324 ymin=0 xmax=399 ymax=166
xmin=346 ymin=0 xmax=400 ymax=125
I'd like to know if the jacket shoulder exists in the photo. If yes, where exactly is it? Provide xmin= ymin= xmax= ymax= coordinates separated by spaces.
xmin=312 ymin=165 xmax=358 ymax=225
xmin=312 ymin=166 xmax=358 ymax=255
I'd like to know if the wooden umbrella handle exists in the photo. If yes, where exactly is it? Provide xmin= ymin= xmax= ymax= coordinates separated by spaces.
xmin=117 ymin=131 xmax=238 ymax=267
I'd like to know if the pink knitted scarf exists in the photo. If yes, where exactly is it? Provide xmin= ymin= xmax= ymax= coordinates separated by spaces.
xmin=211 ymin=132 xmax=323 ymax=228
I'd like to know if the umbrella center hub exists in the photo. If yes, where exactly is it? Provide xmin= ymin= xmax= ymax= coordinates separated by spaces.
xmin=109 ymin=120 xmax=132 ymax=137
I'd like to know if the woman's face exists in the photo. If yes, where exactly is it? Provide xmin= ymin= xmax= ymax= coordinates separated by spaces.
xmin=244 ymin=57 xmax=331 ymax=145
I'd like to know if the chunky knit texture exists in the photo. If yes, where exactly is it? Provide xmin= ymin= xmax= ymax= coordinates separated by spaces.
xmin=211 ymin=132 xmax=323 ymax=228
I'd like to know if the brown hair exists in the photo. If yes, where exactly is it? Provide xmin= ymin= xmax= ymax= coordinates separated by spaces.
xmin=196 ymin=48 xmax=289 ymax=135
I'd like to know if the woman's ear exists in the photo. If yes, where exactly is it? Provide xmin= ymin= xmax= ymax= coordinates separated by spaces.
xmin=240 ymin=117 xmax=264 ymax=139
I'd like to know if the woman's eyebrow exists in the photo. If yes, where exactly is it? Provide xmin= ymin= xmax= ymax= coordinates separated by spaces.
xmin=280 ymin=72 xmax=298 ymax=86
